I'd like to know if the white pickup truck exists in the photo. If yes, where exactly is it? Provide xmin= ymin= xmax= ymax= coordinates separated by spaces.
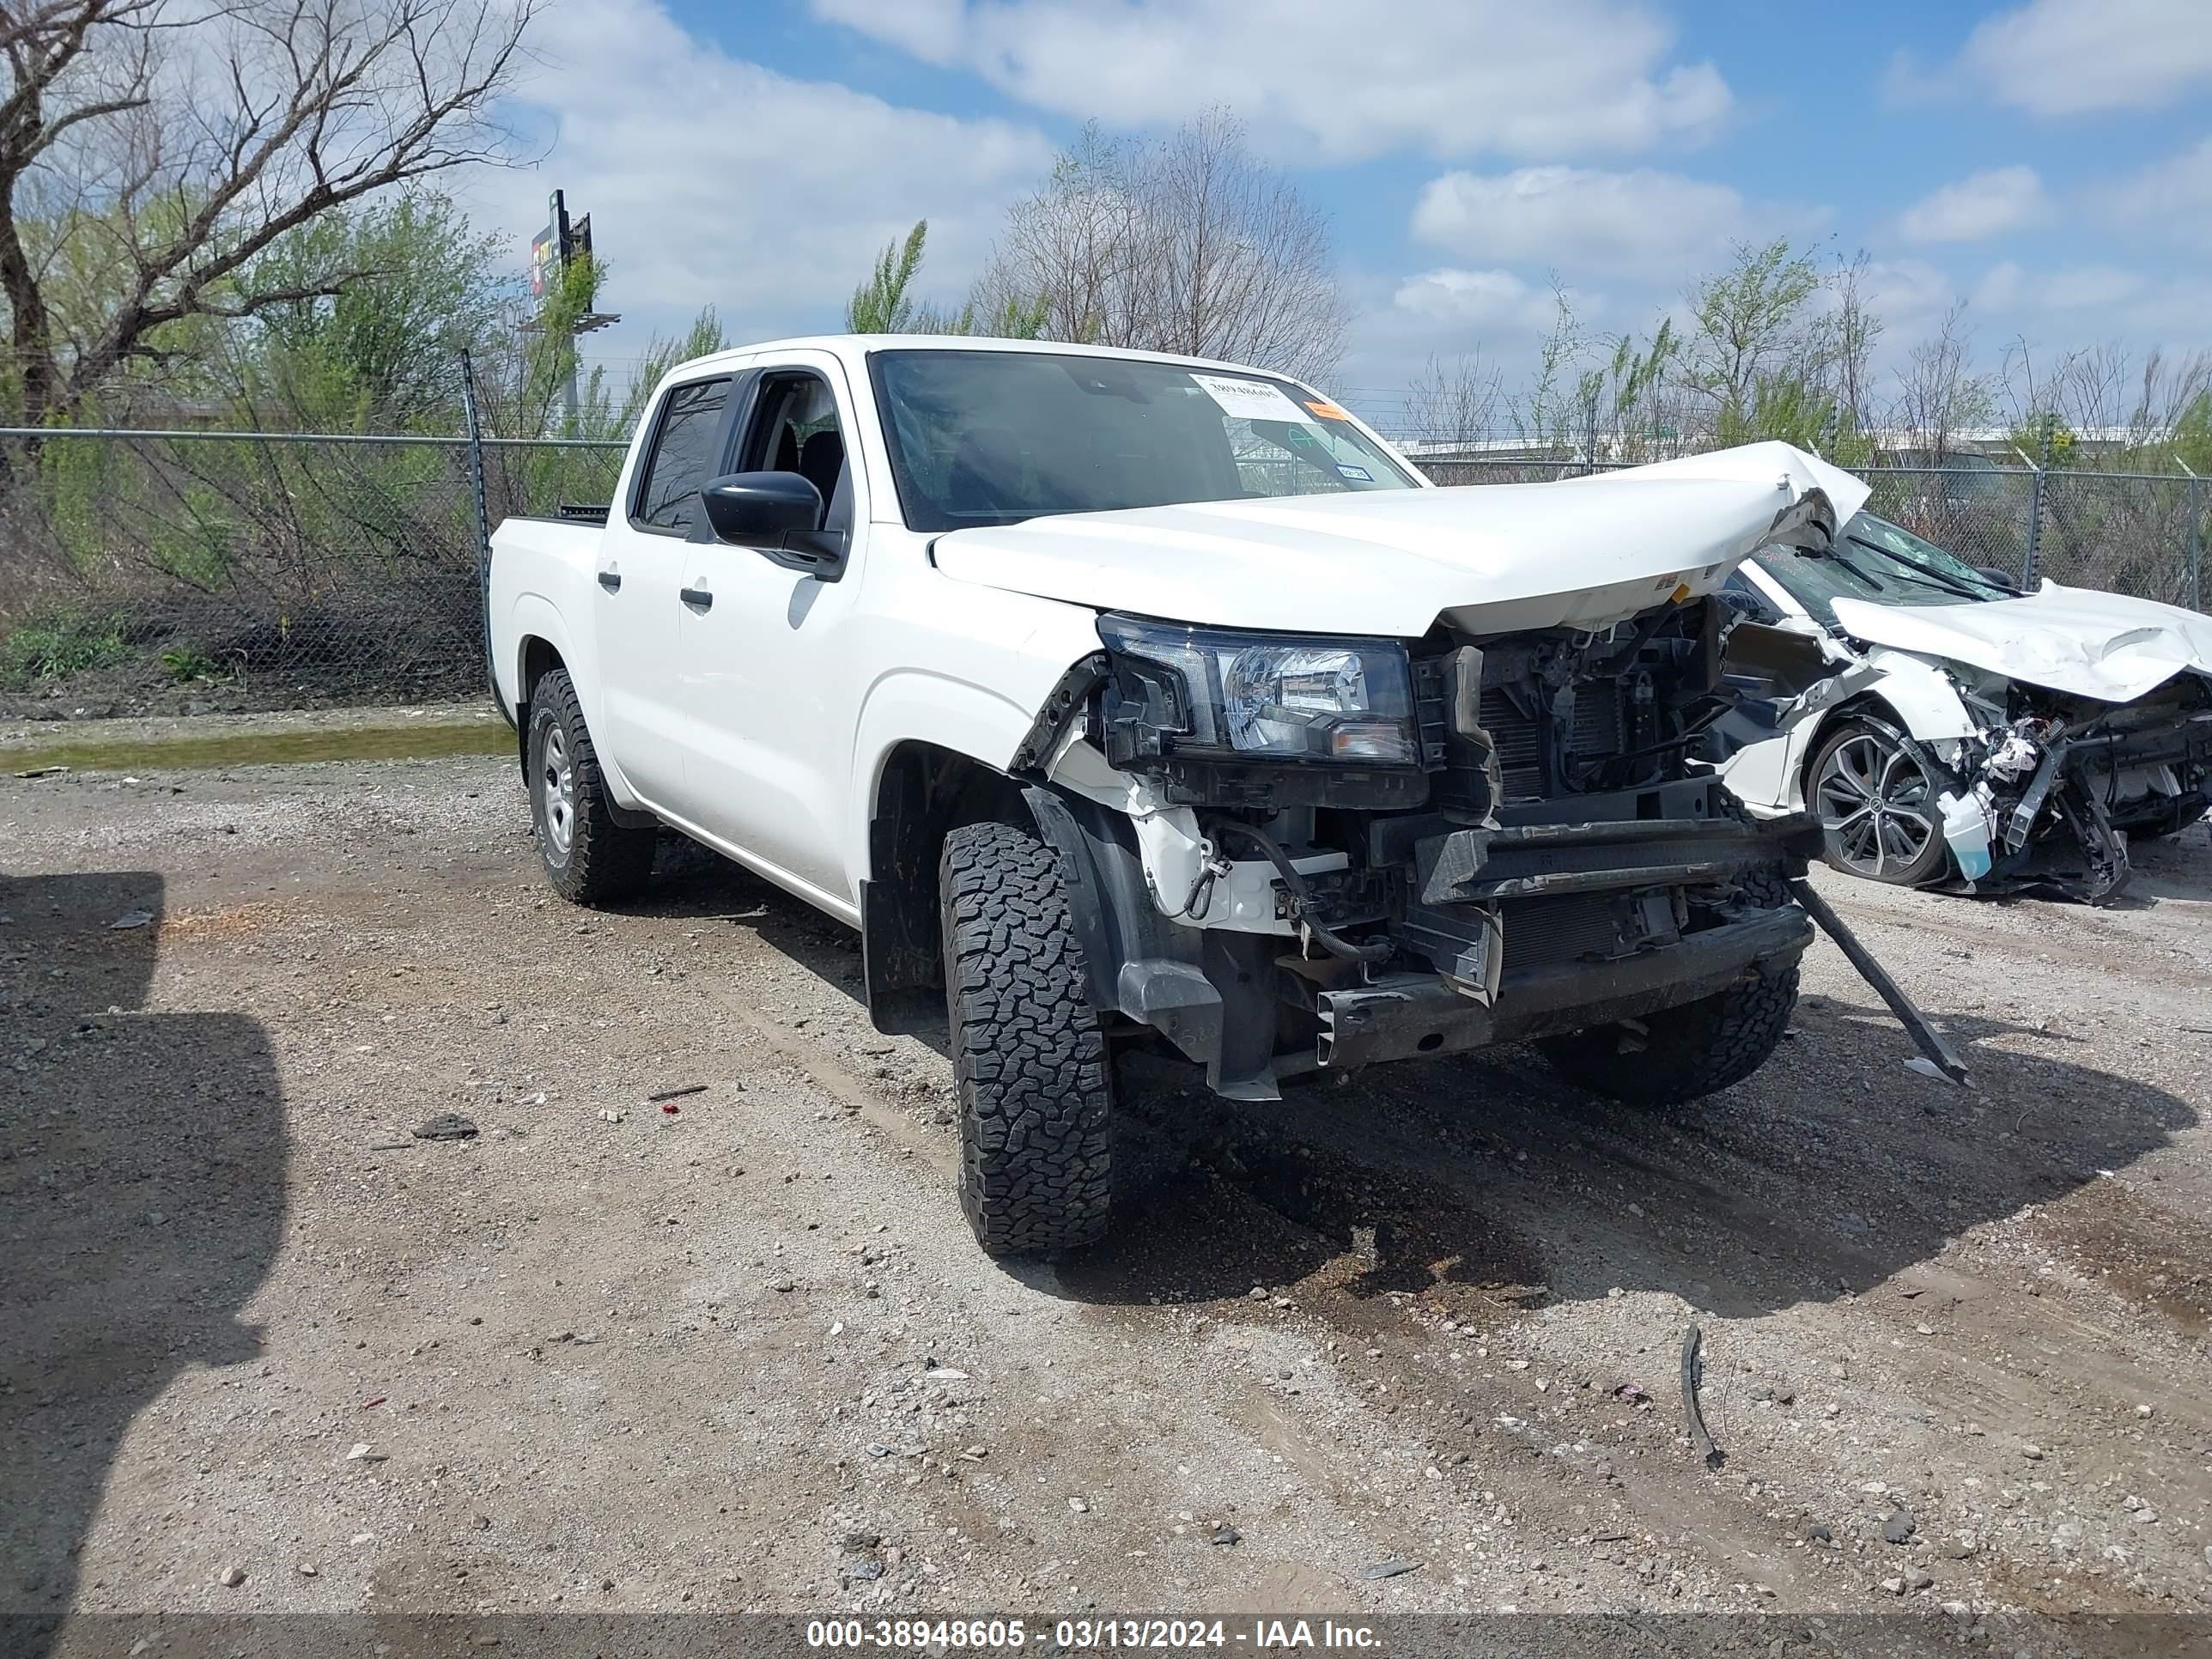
xmin=488 ymin=336 xmax=1883 ymax=1255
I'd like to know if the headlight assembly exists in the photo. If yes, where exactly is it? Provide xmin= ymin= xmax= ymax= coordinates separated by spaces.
xmin=1097 ymin=614 xmax=1418 ymax=768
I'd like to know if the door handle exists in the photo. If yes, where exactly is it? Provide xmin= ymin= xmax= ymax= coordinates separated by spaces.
xmin=597 ymin=569 xmax=622 ymax=592
xmin=679 ymin=586 xmax=714 ymax=611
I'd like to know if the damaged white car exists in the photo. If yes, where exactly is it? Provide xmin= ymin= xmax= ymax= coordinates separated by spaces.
xmin=1713 ymin=508 xmax=2212 ymax=901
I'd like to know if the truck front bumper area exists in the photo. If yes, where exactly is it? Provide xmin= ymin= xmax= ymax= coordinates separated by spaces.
xmin=1024 ymin=782 xmax=1819 ymax=1102
xmin=1288 ymin=903 xmax=1810 ymax=1074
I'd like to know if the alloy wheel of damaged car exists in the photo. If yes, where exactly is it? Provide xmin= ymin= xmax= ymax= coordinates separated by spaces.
xmin=1809 ymin=720 xmax=1948 ymax=885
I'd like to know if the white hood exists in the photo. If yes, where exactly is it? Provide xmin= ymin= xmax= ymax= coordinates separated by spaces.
xmin=1830 ymin=581 xmax=2212 ymax=702
xmin=930 ymin=441 xmax=1871 ymax=637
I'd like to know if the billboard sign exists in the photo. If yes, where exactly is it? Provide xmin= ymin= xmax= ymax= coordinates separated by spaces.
xmin=529 ymin=224 xmax=556 ymax=299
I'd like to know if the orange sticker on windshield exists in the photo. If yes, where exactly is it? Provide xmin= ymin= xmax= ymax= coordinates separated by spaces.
xmin=1304 ymin=398 xmax=1352 ymax=421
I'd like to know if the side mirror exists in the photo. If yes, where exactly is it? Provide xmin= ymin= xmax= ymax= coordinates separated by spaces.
xmin=1973 ymin=566 xmax=2021 ymax=592
xmin=699 ymin=471 xmax=847 ymax=579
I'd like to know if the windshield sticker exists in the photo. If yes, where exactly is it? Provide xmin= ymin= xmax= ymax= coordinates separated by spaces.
xmin=1336 ymin=464 xmax=1375 ymax=483
xmin=1304 ymin=398 xmax=1352 ymax=421
xmin=1191 ymin=372 xmax=1309 ymax=424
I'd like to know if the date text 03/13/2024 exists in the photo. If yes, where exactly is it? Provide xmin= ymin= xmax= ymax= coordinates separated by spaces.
xmin=804 ymin=1617 xmax=1384 ymax=1649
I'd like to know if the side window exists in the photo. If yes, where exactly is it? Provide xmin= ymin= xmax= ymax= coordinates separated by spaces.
xmin=632 ymin=377 xmax=731 ymax=532
xmin=742 ymin=372 xmax=850 ymax=532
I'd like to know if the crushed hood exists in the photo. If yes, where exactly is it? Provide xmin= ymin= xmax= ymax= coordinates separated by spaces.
xmin=929 ymin=441 xmax=1872 ymax=637
xmin=1829 ymin=581 xmax=2212 ymax=702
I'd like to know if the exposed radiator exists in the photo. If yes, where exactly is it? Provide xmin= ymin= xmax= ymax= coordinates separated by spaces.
xmin=1498 ymin=894 xmax=1632 ymax=974
xmin=1479 ymin=684 xmax=1628 ymax=801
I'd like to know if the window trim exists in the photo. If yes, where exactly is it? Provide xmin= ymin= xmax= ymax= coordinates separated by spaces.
xmin=734 ymin=363 xmax=855 ymax=526
xmin=738 ymin=367 xmax=840 ymax=466
xmin=624 ymin=373 xmax=742 ymax=538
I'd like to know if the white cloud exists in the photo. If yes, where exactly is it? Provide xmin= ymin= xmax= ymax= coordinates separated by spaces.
xmin=471 ymin=0 xmax=1054 ymax=353
xmin=1409 ymin=166 xmax=1784 ymax=275
xmin=1850 ymin=259 xmax=1959 ymax=333
xmin=808 ymin=0 xmax=1731 ymax=162
xmin=1964 ymin=259 xmax=2212 ymax=336
xmin=1956 ymin=0 xmax=2212 ymax=114
xmin=1895 ymin=167 xmax=2049 ymax=243
xmin=2041 ymin=267 xmax=2149 ymax=310
xmin=1390 ymin=268 xmax=1559 ymax=331
xmin=2110 ymin=137 xmax=2212 ymax=244
xmin=1972 ymin=261 xmax=2027 ymax=313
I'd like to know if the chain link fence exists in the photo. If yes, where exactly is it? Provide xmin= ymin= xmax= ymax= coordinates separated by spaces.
xmin=0 ymin=428 xmax=622 ymax=718
xmin=1420 ymin=457 xmax=2209 ymax=610
xmin=1 ymin=431 xmax=2204 ymax=719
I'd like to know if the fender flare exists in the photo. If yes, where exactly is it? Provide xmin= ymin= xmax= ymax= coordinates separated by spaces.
xmin=506 ymin=594 xmax=652 ymax=821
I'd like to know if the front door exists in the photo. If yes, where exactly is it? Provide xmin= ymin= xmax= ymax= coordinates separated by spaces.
xmin=672 ymin=354 xmax=867 ymax=906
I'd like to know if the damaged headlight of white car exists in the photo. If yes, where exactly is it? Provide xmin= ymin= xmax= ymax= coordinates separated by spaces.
xmin=1097 ymin=614 xmax=1419 ymax=769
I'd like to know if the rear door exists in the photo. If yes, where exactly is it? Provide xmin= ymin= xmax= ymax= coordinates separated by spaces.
xmin=596 ymin=373 xmax=741 ymax=807
xmin=669 ymin=351 xmax=866 ymax=902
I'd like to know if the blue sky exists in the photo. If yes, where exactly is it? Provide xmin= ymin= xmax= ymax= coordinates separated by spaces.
xmin=473 ymin=0 xmax=2212 ymax=424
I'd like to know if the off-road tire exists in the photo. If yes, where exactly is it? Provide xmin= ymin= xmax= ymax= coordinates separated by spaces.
xmin=939 ymin=818 xmax=1113 ymax=1255
xmin=1537 ymin=869 xmax=1798 ymax=1105
xmin=526 ymin=667 xmax=657 ymax=907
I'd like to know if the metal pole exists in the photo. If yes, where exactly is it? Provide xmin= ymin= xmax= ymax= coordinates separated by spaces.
xmin=2182 ymin=460 xmax=2203 ymax=613
xmin=1788 ymin=877 xmax=1970 ymax=1085
xmin=459 ymin=349 xmax=502 ymax=719
xmin=2012 ymin=445 xmax=2043 ymax=588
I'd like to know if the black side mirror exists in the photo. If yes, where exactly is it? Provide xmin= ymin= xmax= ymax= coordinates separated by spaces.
xmin=1973 ymin=566 xmax=2021 ymax=592
xmin=699 ymin=471 xmax=847 ymax=579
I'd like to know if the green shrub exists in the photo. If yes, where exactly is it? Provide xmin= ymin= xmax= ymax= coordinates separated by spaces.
xmin=160 ymin=644 xmax=226 ymax=682
xmin=0 ymin=611 xmax=132 ymax=688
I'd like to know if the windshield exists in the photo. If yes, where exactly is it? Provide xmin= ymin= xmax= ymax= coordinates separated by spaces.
xmin=1754 ymin=510 xmax=2015 ymax=627
xmin=867 ymin=349 xmax=1419 ymax=532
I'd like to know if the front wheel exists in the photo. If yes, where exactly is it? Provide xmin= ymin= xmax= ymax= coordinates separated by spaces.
xmin=939 ymin=818 xmax=1114 ymax=1255
xmin=1808 ymin=720 xmax=1949 ymax=885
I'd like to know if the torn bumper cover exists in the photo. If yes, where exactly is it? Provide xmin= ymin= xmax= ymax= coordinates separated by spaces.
xmin=1026 ymin=780 xmax=1820 ymax=1097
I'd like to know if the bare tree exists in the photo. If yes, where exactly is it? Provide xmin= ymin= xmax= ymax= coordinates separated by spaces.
xmin=972 ymin=110 xmax=1346 ymax=380
xmin=0 ymin=0 xmax=539 ymax=434
xmin=1819 ymin=250 xmax=1883 ymax=434
xmin=1891 ymin=301 xmax=1992 ymax=462
xmin=1401 ymin=349 xmax=1502 ymax=447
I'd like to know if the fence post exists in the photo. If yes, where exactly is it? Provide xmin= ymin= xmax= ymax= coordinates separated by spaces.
xmin=2012 ymin=445 xmax=2043 ymax=588
xmin=458 ymin=350 xmax=499 ymax=708
xmin=2183 ymin=461 xmax=2203 ymax=613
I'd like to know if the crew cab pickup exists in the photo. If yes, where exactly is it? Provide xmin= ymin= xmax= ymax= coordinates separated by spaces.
xmin=488 ymin=337 xmax=1869 ymax=1255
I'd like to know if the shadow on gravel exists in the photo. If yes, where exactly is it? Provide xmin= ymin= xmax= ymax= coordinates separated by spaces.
xmin=2113 ymin=817 xmax=2212 ymax=904
xmin=0 ymin=872 xmax=284 ymax=1658
xmin=601 ymin=833 xmax=2198 ymax=1334
xmin=1057 ymin=996 xmax=2197 ymax=1328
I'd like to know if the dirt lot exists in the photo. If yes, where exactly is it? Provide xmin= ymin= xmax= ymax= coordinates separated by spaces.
xmin=5 ymin=743 xmax=2212 ymax=1649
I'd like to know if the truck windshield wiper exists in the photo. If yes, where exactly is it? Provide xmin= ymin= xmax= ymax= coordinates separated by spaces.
xmin=1798 ymin=542 xmax=1887 ymax=592
xmin=1844 ymin=535 xmax=1993 ymax=604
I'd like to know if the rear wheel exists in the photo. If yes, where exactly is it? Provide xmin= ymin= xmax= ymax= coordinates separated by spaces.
xmin=526 ymin=667 xmax=657 ymax=907
xmin=1808 ymin=720 xmax=1949 ymax=885
xmin=939 ymin=818 xmax=1114 ymax=1255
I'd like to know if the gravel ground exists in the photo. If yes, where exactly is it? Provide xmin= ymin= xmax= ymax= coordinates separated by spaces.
xmin=4 ymin=751 xmax=2211 ymax=1650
